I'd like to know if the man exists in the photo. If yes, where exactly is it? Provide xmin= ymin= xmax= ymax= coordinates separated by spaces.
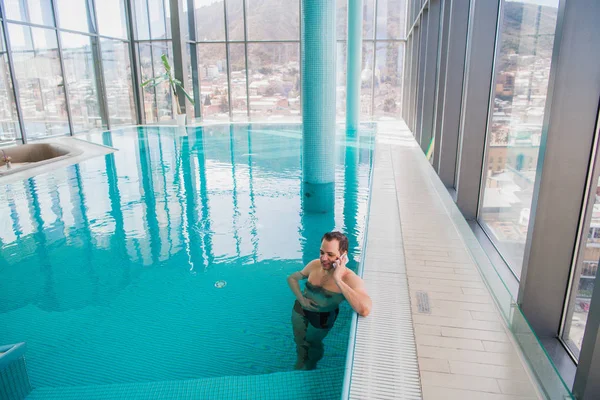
xmin=287 ymin=231 xmax=371 ymax=370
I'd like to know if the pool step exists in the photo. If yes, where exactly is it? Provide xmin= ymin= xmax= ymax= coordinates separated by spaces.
xmin=27 ymin=367 xmax=344 ymax=399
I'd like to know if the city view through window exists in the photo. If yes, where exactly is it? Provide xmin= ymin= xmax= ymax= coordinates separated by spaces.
xmin=188 ymin=0 xmax=405 ymax=122
xmin=563 ymin=179 xmax=600 ymax=357
xmin=479 ymin=0 xmax=559 ymax=278
xmin=0 ymin=0 xmax=406 ymax=144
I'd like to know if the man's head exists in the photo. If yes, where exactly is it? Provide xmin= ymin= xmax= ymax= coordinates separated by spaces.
xmin=319 ymin=231 xmax=349 ymax=270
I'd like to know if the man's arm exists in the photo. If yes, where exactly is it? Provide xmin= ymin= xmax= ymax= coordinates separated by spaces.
xmin=287 ymin=262 xmax=318 ymax=311
xmin=335 ymin=273 xmax=372 ymax=317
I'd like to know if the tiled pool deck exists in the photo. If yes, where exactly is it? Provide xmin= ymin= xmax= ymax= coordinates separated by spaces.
xmin=347 ymin=121 xmax=542 ymax=399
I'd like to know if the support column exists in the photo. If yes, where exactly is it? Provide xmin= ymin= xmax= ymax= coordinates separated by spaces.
xmin=346 ymin=0 xmax=363 ymax=131
xmin=419 ymin=0 xmax=441 ymax=155
xmin=436 ymin=0 xmax=470 ymax=188
xmin=454 ymin=0 xmax=499 ymax=220
xmin=301 ymin=0 xmax=336 ymax=213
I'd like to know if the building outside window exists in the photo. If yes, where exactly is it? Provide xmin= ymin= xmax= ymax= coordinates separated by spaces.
xmin=479 ymin=0 xmax=560 ymax=278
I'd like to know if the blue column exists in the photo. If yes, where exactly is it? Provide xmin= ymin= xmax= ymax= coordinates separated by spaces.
xmin=302 ymin=0 xmax=337 ymax=213
xmin=346 ymin=0 xmax=363 ymax=131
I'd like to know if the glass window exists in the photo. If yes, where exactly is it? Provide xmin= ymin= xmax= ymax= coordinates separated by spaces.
xmin=198 ymin=43 xmax=228 ymax=120
xmin=563 ymin=175 xmax=600 ymax=358
xmin=148 ymin=0 xmax=169 ymax=39
xmin=134 ymin=0 xmax=151 ymax=40
xmin=363 ymin=0 xmax=375 ymax=40
xmin=101 ymin=39 xmax=136 ymax=126
xmin=55 ymin=0 xmax=91 ymax=33
xmin=3 ymin=0 xmax=55 ymax=26
xmin=246 ymin=0 xmax=299 ymax=41
xmin=0 ymin=24 xmax=21 ymax=144
xmin=336 ymin=41 xmax=346 ymax=118
xmin=374 ymin=42 xmax=404 ymax=117
xmin=376 ymin=0 xmax=407 ymax=40
xmin=228 ymin=43 xmax=247 ymax=120
xmin=96 ymin=0 xmax=129 ymax=39
xmin=8 ymin=24 xmax=69 ymax=139
xmin=247 ymin=43 xmax=300 ymax=119
xmin=152 ymin=42 xmax=174 ymax=120
xmin=478 ymin=0 xmax=559 ymax=277
xmin=186 ymin=44 xmax=195 ymax=110
xmin=163 ymin=0 xmax=171 ymax=39
xmin=61 ymin=32 xmax=103 ymax=132
xmin=138 ymin=42 xmax=155 ymax=122
xmin=182 ymin=0 xmax=190 ymax=41
xmin=226 ymin=0 xmax=244 ymax=41
xmin=361 ymin=41 xmax=374 ymax=117
xmin=337 ymin=0 xmax=347 ymax=40
xmin=195 ymin=0 xmax=225 ymax=42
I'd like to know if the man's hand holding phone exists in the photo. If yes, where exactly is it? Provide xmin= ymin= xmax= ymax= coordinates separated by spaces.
xmin=332 ymin=253 xmax=348 ymax=282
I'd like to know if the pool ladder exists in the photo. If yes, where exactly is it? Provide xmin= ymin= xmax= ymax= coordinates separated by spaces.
xmin=0 ymin=342 xmax=31 ymax=399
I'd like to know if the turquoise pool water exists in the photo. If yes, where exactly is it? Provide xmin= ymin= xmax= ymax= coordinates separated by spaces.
xmin=0 ymin=124 xmax=374 ymax=396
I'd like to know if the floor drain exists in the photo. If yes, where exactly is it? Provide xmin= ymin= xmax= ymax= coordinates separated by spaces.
xmin=214 ymin=280 xmax=227 ymax=288
xmin=416 ymin=291 xmax=430 ymax=314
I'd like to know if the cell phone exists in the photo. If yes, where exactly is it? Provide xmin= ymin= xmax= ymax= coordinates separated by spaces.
xmin=333 ymin=253 xmax=347 ymax=268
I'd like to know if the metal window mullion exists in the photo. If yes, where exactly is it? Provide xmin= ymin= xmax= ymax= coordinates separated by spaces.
xmin=415 ymin=12 xmax=428 ymax=143
xmin=145 ymin=0 xmax=159 ymax=122
xmin=149 ymin=43 xmax=159 ymax=121
xmin=170 ymin=0 xmax=191 ymax=117
xmin=454 ymin=0 xmax=500 ymax=219
xmin=0 ymin=0 xmax=27 ymax=143
xmin=185 ymin=39 xmax=301 ymax=44
xmin=189 ymin=42 xmax=200 ymax=118
xmin=145 ymin=0 xmax=154 ymax=39
xmin=187 ymin=0 xmax=200 ymax=118
xmin=223 ymin=0 xmax=232 ymax=119
xmin=419 ymin=0 xmax=441 ymax=154
xmin=0 ymin=16 xmax=140 ymax=40
xmin=406 ymin=33 xmax=412 ymax=121
xmin=195 ymin=41 xmax=203 ymax=121
xmin=125 ymin=0 xmax=145 ymax=124
xmin=298 ymin=0 xmax=301 ymax=119
xmin=409 ymin=26 xmax=418 ymax=131
xmin=401 ymin=33 xmax=409 ymax=121
xmin=50 ymin=0 xmax=75 ymax=136
xmin=407 ymin=0 xmax=429 ymax=38
xmin=169 ymin=39 xmax=306 ymax=44
xmin=242 ymin=0 xmax=250 ymax=118
xmin=432 ymin=0 xmax=449 ymax=170
xmin=371 ymin=0 xmax=379 ymax=118
xmin=162 ymin=0 xmax=169 ymax=40
xmin=88 ymin=0 xmax=111 ymax=130
xmin=1 ymin=19 xmax=55 ymax=31
xmin=474 ymin=0 xmax=505 ymax=221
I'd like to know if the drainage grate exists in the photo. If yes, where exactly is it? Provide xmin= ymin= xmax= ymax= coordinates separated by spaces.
xmin=349 ymin=275 xmax=422 ymax=400
xmin=416 ymin=291 xmax=430 ymax=314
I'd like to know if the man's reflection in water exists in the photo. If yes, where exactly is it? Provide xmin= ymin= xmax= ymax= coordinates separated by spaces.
xmin=287 ymin=231 xmax=372 ymax=370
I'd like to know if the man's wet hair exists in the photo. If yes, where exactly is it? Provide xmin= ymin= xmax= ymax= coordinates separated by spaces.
xmin=322 ymin=231 xmax=349 ymax=254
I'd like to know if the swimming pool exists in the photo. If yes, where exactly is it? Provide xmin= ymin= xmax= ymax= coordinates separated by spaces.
xmin=0 ymin=124 xmax=374 ymax=398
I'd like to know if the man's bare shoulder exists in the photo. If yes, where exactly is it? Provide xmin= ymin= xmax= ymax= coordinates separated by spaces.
xmin=300 ymin=259 xmax=321 ymax=276
xmin=342 ymin=268 xmax=364 ymax=285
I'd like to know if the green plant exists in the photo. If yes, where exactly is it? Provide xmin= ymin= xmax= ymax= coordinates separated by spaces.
xmin=141 ymin=54 xmax=194 ymax=115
